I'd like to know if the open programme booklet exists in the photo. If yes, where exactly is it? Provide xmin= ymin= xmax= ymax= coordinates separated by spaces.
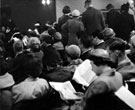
xmin=49 ymin=60 xmax=97 ymax=100
xmin=73 ymin=59 xmax=97 ymax=87
xmin=49 ymin=81 xmax=82 ymax=100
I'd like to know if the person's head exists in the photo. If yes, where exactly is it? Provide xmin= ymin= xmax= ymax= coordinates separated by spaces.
xmin=13 ymin=39 xmax=24 ymax=54
xmin=71 ymin=9 xmax=81 ymax=18
xmin=99 ymin=28 xmax=116 ymax=41
xmin=28 ymin=30 xmax=38 ymax=37
xmin=40 ymin=34 xmax=53 ymax=48
xmin=65 ymin=45 xmax=81 ymax=60
xmin=42 ymin=46 xmax=62 ymax=71
xmin=48 ymin=27 xmax=56 ymax=36
xmin=89 ymin=49 xmax=113 ymax=76
xmin=84 ymin=0 xmax=92 ymax=9
xmin=11 ymin=32 xmax=23 ymax=41
xmin=128 ymin=0 xmax=134 ymax=8
xmin=120 ymin=3 xmax=130 ymax=13
xmin=79 ymin=34 xmax=93 ymax=50
xmin=53 ymin=32 xmax=62 ymax=42
xmin=62 ymin=5 xmax=71 ymax=14
xmin=106 ymin=3 xmax=114 ymax=10
xmin=107 ymin=38 xmax=127 ymax=64
xmin=22 ymin=53 xmax=43 ymax=78
xmin=28 ymin=37 xmax=41 ymax=52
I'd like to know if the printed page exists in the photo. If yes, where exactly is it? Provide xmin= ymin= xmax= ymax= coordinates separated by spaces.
xmin=115 ymin=86 xmax=135 ymax=109
xmin=73 ymin=60 xmax=97 ymax=87
xmin=49 ymin=81 xmax=82 ymax=100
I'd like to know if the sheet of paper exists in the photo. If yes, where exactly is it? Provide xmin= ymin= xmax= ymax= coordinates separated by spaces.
xmin=115 ymin=86 xmax=135 ymax=109
xmin=49 ymin=81 xmax=81 ymax=100
xmin=73 ymin=60 xmax=97 ymax=87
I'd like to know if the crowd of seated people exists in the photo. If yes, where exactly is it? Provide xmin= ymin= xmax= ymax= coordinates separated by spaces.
xmin=1 ymin=1 xmax=135 ymax=110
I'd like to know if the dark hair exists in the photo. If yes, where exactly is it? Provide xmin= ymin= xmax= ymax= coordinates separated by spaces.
xmin=30 ymin=44 xmax=41 ymax=52
xmin=80 ymin=34 xmax=93 ymax=48
xmin=108 ymin=38 xmax=127 ymax=53
xmin=42 ymin=24 xmax=49 ymax=31
xmin=120 ymin=3 xmax=129 ymax=12
xmin=62 ymin=5 xmax=71 ymax=14
xmin=13 ymin=40 xmax=24 ymax=52
xmin=12 ymin=32 xmax=23 ymax=40
xmin=42 ymin=46 xmax=62 ymax=68
xmin=22 ymin=53 xmax=42 ymax=78
xmin=85 ymin=0 xmax=92 ymax=4
xmin=28 ymin=31 xmax=38 ymax=37
xmin=48 ymin=27 xmax=56 ymax=36
xmin=106 ymin=3 xmax=114 ymax=10
xmin=89 ymin=55 xmax=114 ymax=67
xmin=41 ymin=35 xmax=53 ymax=45
xmin=92 ymin=30 xmax=100 ymax=38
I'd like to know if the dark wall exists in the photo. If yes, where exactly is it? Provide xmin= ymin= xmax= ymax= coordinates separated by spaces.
xmin=1 ymin=0 xmax=56 ymax=31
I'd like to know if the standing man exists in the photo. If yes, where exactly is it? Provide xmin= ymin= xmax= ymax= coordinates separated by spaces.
xmin=116 ymin=3 xmax=135 ymax=42
xmin=82 ymin=0 xmax=106 ymax=35
xmin=106 ymin=4 xmax=120 ymax=33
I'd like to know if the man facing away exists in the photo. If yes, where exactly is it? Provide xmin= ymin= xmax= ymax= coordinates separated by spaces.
xmin=82 ymin=0 xmax=106 ymax=35
xmin=105 ymin=3 xmax=120 ymax=33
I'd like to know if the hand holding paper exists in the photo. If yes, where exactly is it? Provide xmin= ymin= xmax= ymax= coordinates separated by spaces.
xmin=73 ymin=60 xmax=97 ymax=87
xmin=49 ymin=81 xmax=82 ymax=100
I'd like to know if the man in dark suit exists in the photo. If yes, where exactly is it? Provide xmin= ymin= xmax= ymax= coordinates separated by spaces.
xmin=106 ymin=3 xmax=120 ymax=33
xmin=116 ymin=3 xmax=135 ymax=42
xmin=82 ymin=0 xmax=106 ymax=35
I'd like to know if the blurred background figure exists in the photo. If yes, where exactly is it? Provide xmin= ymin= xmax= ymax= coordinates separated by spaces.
xmin=105 ymin=3 xmax=120 ymax=33
xmin=82 ymin=0 xmax=105 ymax=36
xmin=62 ymin=9 xmax=85 ymax=46
xmin=116 ymin=3 xmax=135 ymax=42
xmin=33 ymin=21 xmax=42 ymax=35
xmin=57 ymin=5 xmax=71 ymax=33
xmin=128 ymin=0 xmax=135 ymax=21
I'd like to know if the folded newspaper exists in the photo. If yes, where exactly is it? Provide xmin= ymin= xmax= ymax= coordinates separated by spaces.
xmin=73 ymin=59 xmax=97 ymax=87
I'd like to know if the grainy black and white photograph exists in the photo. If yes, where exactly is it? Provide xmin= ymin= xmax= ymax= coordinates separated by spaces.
xmin=0 ymin=0 xmax=135 ymax=110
